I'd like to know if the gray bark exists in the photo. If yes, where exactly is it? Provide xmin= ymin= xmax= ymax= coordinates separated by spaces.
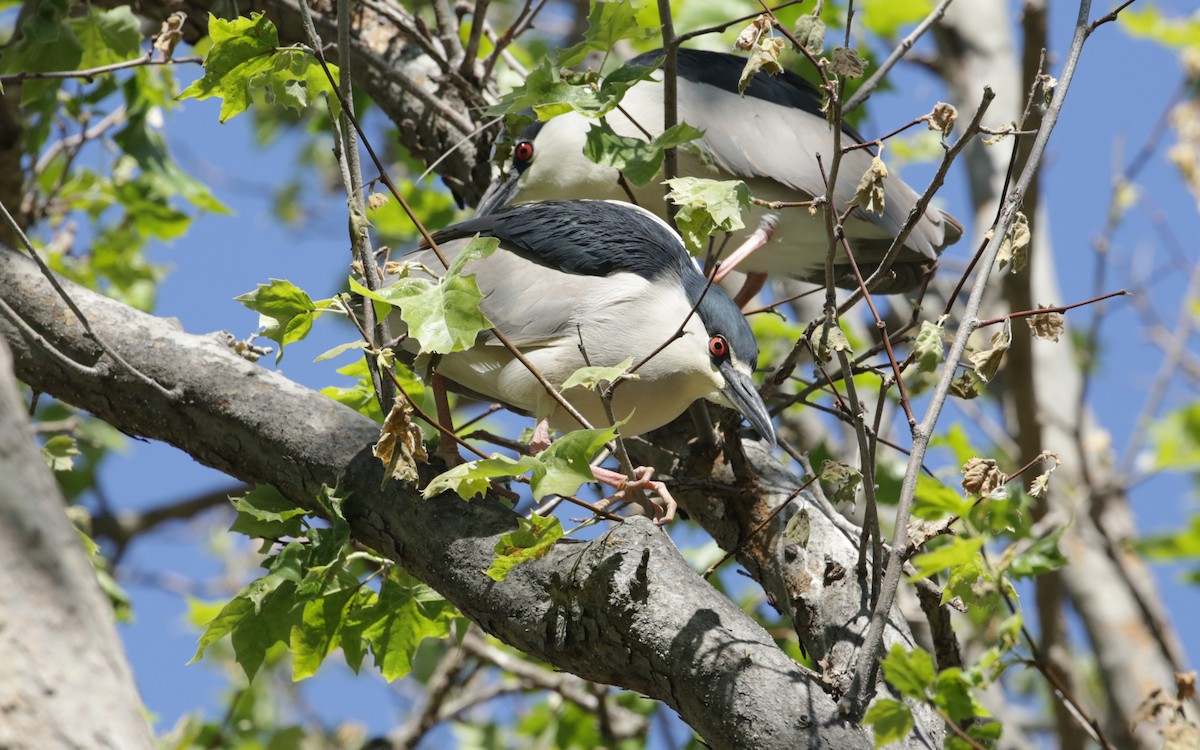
xmin=0 ymin=337 xmax=155 ymax=750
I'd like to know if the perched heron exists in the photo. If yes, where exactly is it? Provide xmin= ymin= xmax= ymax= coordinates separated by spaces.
xmin=477 ymin=48 xmax=962 ymax=294
xmin=395 ymin=200 xmax=775 ymax=520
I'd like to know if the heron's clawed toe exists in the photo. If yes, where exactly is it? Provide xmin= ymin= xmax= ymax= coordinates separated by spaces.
xmin=592 ymin=465 xmax=677 ymax=525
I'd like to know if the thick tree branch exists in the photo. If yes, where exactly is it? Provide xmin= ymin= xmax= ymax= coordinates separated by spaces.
xmin=0 ymin=244 xmax=933 ymax=750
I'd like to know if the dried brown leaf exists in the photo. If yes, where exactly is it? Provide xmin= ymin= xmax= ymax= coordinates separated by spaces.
xmin=154 ymin=12 xmax=186 ymax=59
xmin=968 ymin=319 xmax=1012 ymax=384
xmin=792 ymin=15 xmax=826 ymax=55
xmin=1026 ymin=305 xmax=1065 ymax=342
xmin=849 ymin=154 xmax=888 ymax=215
xmin=1028 ymin=451 xmax=1061 ymax=499
xmin=374 ymin=401 xmax=427 ymax=483
xmin=734 ymin=14 xmax=772 ymax=51
xmin=739 ymin=37 xmax=785 ymax=94
xmin=926 ymin=102 xmax=957 ymax=137
xmin=828 ymin=47 xmax=866 ymax=78
xmin=962 ymin=457 xmax=1006 ymax=496
xmin=994 ymin=211 xmax=1030 ymax=273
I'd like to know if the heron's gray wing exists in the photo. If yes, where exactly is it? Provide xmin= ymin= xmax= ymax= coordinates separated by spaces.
xmin=675 ymin=79 xmax=961 ymax=260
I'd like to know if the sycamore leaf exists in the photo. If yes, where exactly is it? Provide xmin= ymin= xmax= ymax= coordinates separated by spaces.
xmin=531 ymin=423 xmax=620 ymax=500
xmin=351 ymin=572 xmax=457 ymax=682
xmin=41 ymin=435 xmax=80 ymax=472
xmin=968 ymin=319 xmax=1011 ymax=383
xmin=423 ymin=454 xmax=539 ymax=500
xmin=913 ymin=318 xmax=946 ymax=373
xmin=353 ymin=236 xmax=498 ymax=354
xmin=734 ymin=14 xmax=772 ymax=50
xmin=829 ymin=47 xmax=866 ymax=78
xmin=235 ymin=279 xmax=319 ymax=363
xmin=949 ymin=369 xmax=984 ymax=399
xmin=739 ymin=37 xmax=785 ymax=95
xmin=881 ymin=643 xmax=935 ymax=699
xmin=927 ymin=102 xmax=958 ymax=136
xmin=1028 ymin=450 xmax=1061 ymax=498
xmin=1005 ymin=527 xmax=1068 ymax=579
xmin=863 ymin=698 xmax=914 ymax=748
xmin=993 ymin=211 xmax=1030 ymax=272
xmin=807 ymin=319 xmax=852 ymax=364
xmin=583 ymin=120 xmax=705 ymax=186
xmin=1026 ymin=305 xmax=1065 ymax=342
xmin=665 ymin=177 xmax=749 ymax=254
xmin=487 ymin=58 xmax=601 ymax=120
xmin=486 ymin=512 xmax=564 ymax=581
xmin=933 ymin=668 xmax=991 ymax=723
xmin=374 ymin=401 xmax=427 ymax=484
xmin=178 ymin=14 xmax=280 ymax=122
xmin=910 ymin=536 xmax=986 ymax=603
xmin=315 ymin=340 xmax=367 ymax=362
xmin=961 ymin=457 xmax=1005 ymax=496
xmin=849 ymin=154 xmax=889 ymax=215
xmin=793 ymin=15 xmax=826 ymax=54
xmin=562 ymin=357 xmax=637 ymax=391
xmin=911 ymin=474 xmax=972 ymax=521
xmin=229 ymin=485 xmax=308 ymax=539
xmin=289 ymin=581 xmax=358 ymax=680
xmin=70 ymin=6 xmax=141 ymax=69
xmin=558 ymin=0 xmax=655 ymax=68
xmin=820 ymin=460 xmax=862 ymax=505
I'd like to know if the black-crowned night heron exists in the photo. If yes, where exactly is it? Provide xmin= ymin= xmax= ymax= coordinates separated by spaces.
xmin=477 ymin=48 xmax=962 ymax=294
xmin=395 ymin=200 xmax=775 ymax=519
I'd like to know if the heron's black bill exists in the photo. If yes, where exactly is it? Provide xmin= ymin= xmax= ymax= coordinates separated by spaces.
xmin=475 ymin=170 xmax=520 ymax=217
xmin=719 ymin=361 xmax=776 ymax=446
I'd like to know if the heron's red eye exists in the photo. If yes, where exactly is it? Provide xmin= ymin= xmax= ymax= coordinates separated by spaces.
xmin=709 ymin=335 xmax=729 ymax=359
xmin=514 ymin=140 xmax=535 ymax=163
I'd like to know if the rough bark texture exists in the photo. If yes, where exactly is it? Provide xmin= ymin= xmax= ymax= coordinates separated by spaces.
xmin=0 ymin=244 xmax=950 ymax=749
xmin=0 ymin=338 xmax=155 ymax=750
xmin=936 ymin=3 xmax=1197 ymax=747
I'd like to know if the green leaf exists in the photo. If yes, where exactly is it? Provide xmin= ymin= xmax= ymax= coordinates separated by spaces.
xmin=353 ymin=236 xmax=498 ymax=354
xmin=178 ymin=13 xmax=279 ymax=121
xmin=70 ymin=6 xmax=141 ymax=69
xmin=880 ymin=643 xmax=935 ymax=699
xmin=819 ymin=460 xmax=862 ymax=505
xmin=229 ymin=485 xmax=307 ymax=539
xmin=235 ymin=279 xmax=319 ymax=363
xmin=911 ymin=474 xmax=972 ymax=521
xmin=933 ymin=668 xmax=990 ymax=723
xmin=1005 ymin=528 xmax=1068 ymax=579
xmin=0 ymin=0 xmax=83 ymax=106
xmin=351 ymin=572 xmax=457 ymax=681
xmin=562 ymin=357 xmax=636 ymax=391
xmin=423 ymin=454 xmax=539 ymax=500
xmin=859 ymin=0 xmax=935 ymax=38
xmin=863 ymin=698 xmax=914 ymax=748
xmin=583 ymin=120 xmax=705 ymax=186
xmin=487 ymin=58 xmax=601 ymax=120
xmin=1120 ymin=7 xmax=1200 ymax=50
xmin=41 ymin=435 xmax=80 ymax=471
xmin=910 ymin=536 xmax=985 ymax=603
xmin=191 ymin=543 xmax=307 ymax=680
xmin=177 ymin=14 xmax=333 ymax=121
xmin=315 ymin=340 xmax=366 ymax=362
xmin=530 ymin=423 xmax=619 ymax=500
xmin=265 ymin=47 xmax=339 ymax=114
xmin=558 ymin=0 xmax=655 ymax=68
xmin=290 ymin=580 xmax=358 ymax=680
xmin=913 ymin=319 xmax=945 ymax=374
xmin=665 ymin=177 xmax=750 ymax=254
xmin=1138 ymin=514 xmax=1200 ymax=563
xmin=486 ymin=513 xmax=564 ymax=581
xmin=1149 ymin=402 xmax=1200 ymax=471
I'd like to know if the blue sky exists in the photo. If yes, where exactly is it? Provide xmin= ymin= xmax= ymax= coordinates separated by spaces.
xmin=74 ymin=1 xmax=1199 ymax=741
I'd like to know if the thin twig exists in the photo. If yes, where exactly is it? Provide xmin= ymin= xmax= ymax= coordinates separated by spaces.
xmin=0 ymin=52 xmax=201 ymax=82
xmin=976 ymin=289 xmax=1128 ymax=327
